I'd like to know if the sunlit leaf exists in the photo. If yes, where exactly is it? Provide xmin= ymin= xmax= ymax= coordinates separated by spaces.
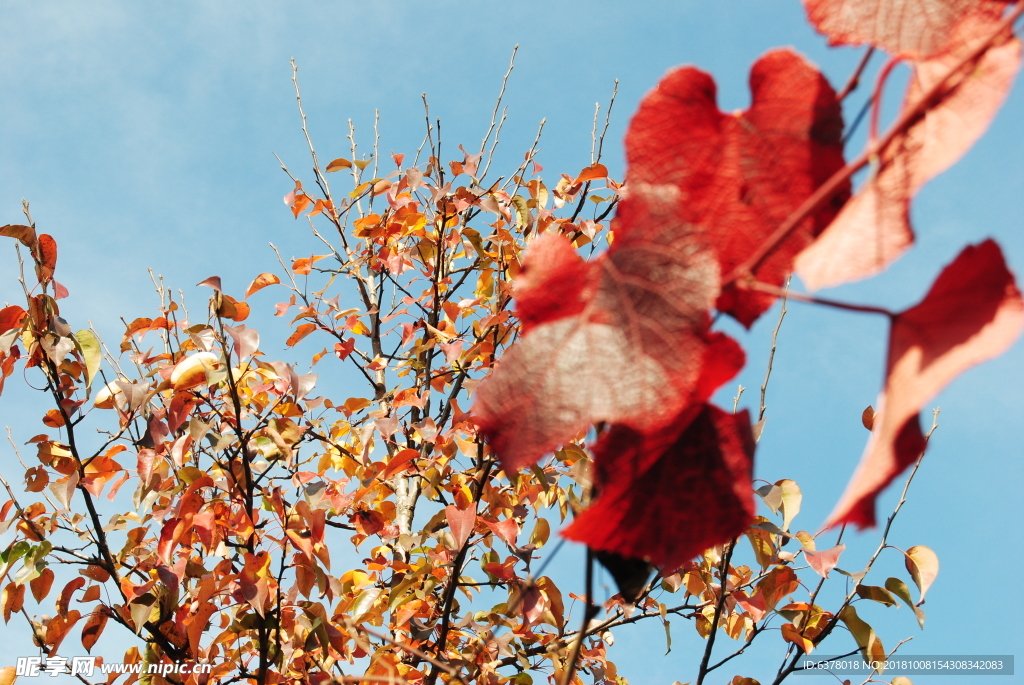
xmin=828 ymin=241 xmax=1024 ymax=527
xmin=244 ymin=272 xmax=281 ymax=299
xmin=904 ymin=545 xmax=939 ymax=604
xmin=326 ymin=157 xmax=352 ymax=172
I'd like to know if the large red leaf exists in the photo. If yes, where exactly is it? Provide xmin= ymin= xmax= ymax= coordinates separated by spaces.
xmin=474 ymin=225 xmax=718 ymax=471
xmin=828 ymin=240 xmax=1024 ymax=527
xmin=802 ymin=0 xmax=1010 ymax=58
xmin=563 ymin=404 xmax=756 ymax=569
xmin=797 ymin=15 xmax=1021 ymax=289
xmin=624 ymin=49 xmax=848 ymax=326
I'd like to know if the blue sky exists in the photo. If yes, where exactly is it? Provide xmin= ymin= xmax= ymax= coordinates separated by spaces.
xmin=1 ymin=1 xmax=1022 ymax=683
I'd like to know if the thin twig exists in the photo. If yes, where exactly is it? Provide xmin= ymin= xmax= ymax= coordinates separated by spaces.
xmin=759 ymin=276 xmax=790 ymax=423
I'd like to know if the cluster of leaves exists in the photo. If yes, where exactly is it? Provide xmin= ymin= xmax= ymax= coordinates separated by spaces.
xmin=0 ymin=2 xmax=1021 ymax=685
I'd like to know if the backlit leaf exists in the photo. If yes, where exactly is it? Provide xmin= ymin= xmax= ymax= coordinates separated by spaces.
xmin=74 ymin=329 xmax=102 ymax=394
xmin=828 ymin=241 xmax=1024 ymax=527
xmin=805 ymin=544 xmax=845 ymax=578
xmin=475 ymin=228 xmax=719 ymax=471
xmin=904 ymin=545 xmax=939 ymax=603
xmin=624 ymin=49 xmax=848 ymax=325
xmin=446 ymin=503 xmax=477 ymax=549
xmin=797 ymin=17 xmax=1021 ymax=289
xmin=244 ymin=272 xmax=281 ymax=299
xmin=573 ymin=163 xmax=608 ymax=185
xmin=802 ymin=0 xmax=1010 ymax=58
xmin=286 ymin=323 xmax=317 ymax=347
xmin=563 ymin=405 xmax=755 ymax=569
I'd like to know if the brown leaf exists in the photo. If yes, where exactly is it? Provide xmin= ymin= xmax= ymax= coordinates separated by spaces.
xmin=325 ymin=157 xmax=352 ymax=172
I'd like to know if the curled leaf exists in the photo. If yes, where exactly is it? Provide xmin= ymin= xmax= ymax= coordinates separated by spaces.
xmin=244 ymin=272 xmax=281 ymax=299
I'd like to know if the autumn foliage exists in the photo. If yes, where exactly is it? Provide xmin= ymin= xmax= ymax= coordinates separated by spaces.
xmin=0 ymin=2 xmax=1022 ymax=684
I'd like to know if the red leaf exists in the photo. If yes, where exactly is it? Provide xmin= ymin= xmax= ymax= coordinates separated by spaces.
xmin=0 ymin=306 xmax=26 ymax=334
xmin=805 ymin=544 xmax=846 ymax=578
xmin=485 ymin=518 xmax=520 ymax=548
xmin=828 ymin=241 xmax=1024 ymax=527
xmin=563 ymin=405 xmax=756 ymax=569
xmin=797 ymin=16 xmax=1021 ymax=289
xmin=511 ymin=232 xmax=594 ymax=334
xmin=474 ymin=224 xmax=719 ymax=471
xmin=623 ymin=49 xmax=848 ymax=326
xmin=35 ymin=234 xmax=57 ymax=283
xmin=802 ymin=0 xmax=1010 ymax=58
xmin=334 ymin=339 xmax=356 ymax=360
xmin=445 ymin=503 xmax=477 ymax=549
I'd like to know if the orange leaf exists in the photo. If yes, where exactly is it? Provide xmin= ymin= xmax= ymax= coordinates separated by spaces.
xmin=781 ymin=623 xmax=815 ymax=654
xmin=80 ymin=606 xmax=109 ymax=652
xmin=42 ymin=409 xmax=65 ymax=428
xmin=381 ymin=448 xmax=419 ymax=479
xmin=286 ymin=323 xmax=317 ymax=347
xmin=0 ymin=224 xmax=37 ymax=249
xmin=291 ymin=193 xmax=313 ymax=218
xmin=828 ymin=241 xmax=1024 ymax=527
xmin=573 ymin=163 xmax=608 ymax=185
xmin=30 ymin=567 xmax=55 ymax=602
xmin=292 ymin=254 xmax=329 ymax=275
xmin=244 ymin=273 xmax=281 ymax=299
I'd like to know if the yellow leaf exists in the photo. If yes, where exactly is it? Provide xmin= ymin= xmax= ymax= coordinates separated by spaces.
xmin=904 ymin=545 xmax=939 ymax=604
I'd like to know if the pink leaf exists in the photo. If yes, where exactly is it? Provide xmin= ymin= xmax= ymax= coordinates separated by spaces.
xmin=805 ymin=544 xmax=846 ymax=578
xmin=802 ymin=0 xmax=1010 ymax=58
xmin=797 ymin=16 xmax=1021 ymax=289
xmin=446 ymin=503 xmax=477 ymax=549
xmin=474 ymin=227 xmax=718 ymax=471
